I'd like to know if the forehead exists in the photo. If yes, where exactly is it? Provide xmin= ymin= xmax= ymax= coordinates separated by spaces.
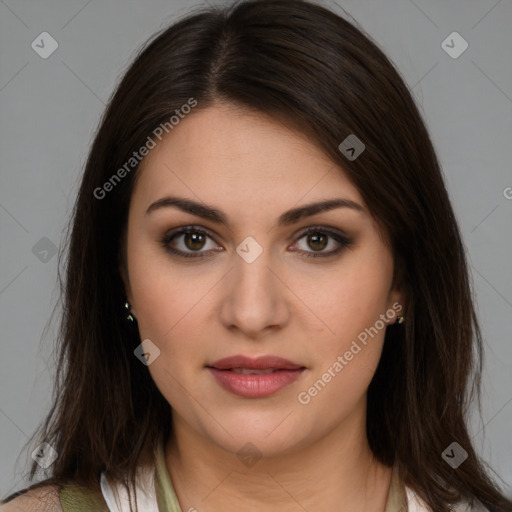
xmin=131 ymin=104 xmax=365 ymax=218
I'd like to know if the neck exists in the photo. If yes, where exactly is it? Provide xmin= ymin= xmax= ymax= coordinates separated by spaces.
xmin=164 ymin=405 xmax=393 ymax=512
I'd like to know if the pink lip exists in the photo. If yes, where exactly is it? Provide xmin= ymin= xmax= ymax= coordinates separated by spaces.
xmin=208 ymin=368 xmax=305 ymax=398
xmin=208 ymin=355 xmax=303 ymax=371
xmin=206 ymin=355 xmax=306 ymax=398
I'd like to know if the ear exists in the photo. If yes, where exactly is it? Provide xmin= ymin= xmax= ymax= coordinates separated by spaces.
xmin=385 ymin=256 xmax=406 ymax=323
xmin=119 ymin=261 xmax=132 ymax=302
xmin=119 ymin=261 xmax=137 ymax=318
xmin=118 ymin=230 xmax=136 ymax=317
xmin=386 ymin=285 xmax=405 ymax=324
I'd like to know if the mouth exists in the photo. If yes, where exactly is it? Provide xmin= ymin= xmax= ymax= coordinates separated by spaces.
xmin=206 ymin=355 xmax=306 ymax=398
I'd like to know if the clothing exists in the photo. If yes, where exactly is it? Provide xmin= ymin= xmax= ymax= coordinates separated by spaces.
xmin=59 ymin=436 xmax=487 ymax=511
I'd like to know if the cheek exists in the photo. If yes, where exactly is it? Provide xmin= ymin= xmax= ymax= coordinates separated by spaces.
xmin=131 ymin=274 xmax=209 ymax=359
xmin=318 ymin=251 xmax=393 ymax=338
xmin=123 ymin=223 xmax=218 ymax=414
xmin=128 ymin=253 xmax=213 ymax=408
xmin=298 ymin=280 xmax=391 ymax=418
xmin=305 ymin=248 xmax=394 ymax=391
xmin=127 ymin=239 xmax=216 ymax=366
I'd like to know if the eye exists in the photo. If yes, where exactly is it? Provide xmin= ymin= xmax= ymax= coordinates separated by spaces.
xmin=161 ymin=226 xmax=220 ymax=259
xmin=293 ymin=226 xmax=352 ymax=258
xmin=160 ymin=225 xmax=352 ymax=260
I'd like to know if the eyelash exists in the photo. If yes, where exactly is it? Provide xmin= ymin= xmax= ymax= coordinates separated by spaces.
xmin=160 ymin=225 xmax=352 ymax=260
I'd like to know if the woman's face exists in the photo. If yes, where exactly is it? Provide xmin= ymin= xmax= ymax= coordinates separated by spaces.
xmin=122 ymin=102 xmax=402 ymax=458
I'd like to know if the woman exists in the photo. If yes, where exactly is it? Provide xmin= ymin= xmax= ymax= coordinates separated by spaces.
xmin=1 ymin=0 xmax=510 ymax=511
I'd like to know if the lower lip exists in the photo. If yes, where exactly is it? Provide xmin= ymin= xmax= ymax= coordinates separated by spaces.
xmin=207 ymin=368 xmax=305 ymax=398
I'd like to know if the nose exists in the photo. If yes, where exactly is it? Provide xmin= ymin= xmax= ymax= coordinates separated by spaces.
xmin=219 ymin=242 xmax=290 ymax=338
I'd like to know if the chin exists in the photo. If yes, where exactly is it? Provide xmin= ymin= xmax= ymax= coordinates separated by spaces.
xmin=199 ymin=409 xmax=314 ymax=459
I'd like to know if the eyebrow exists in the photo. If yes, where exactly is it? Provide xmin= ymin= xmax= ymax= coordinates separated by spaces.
xmin=145 ymin=195 xmax=365 ymax=227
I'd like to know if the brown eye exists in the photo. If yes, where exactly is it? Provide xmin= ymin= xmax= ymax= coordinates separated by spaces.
xmin=183 ymin=232 xmax=207 ymax=251
xmin=306 ymin=232 xmax=328 ymax=252
xmin=161 ymin=227 xmax=220 ymax=259
xmin=294 ymin=227 xmax=352 ymax=259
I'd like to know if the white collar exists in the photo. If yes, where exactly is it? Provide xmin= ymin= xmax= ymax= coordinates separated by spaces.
xmin=100 ymin=466 xmax=159 ymax=512
xmin=100 ymin=467 xmax=487 ymax=512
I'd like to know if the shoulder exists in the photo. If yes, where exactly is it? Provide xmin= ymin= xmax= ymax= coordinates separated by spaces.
xmin=0 ymin=485 xmax=62 ymax=512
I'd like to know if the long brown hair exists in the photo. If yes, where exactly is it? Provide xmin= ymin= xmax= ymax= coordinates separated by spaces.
xmin=3 ymin=1 xmax=511 ymax=511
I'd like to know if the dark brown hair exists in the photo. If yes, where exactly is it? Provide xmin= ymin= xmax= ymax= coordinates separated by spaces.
xmin=3 ymin=1 xmax=511 ymax=511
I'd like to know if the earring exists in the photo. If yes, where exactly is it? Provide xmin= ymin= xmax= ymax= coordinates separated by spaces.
xmin=396 ymin=315 xmax=405 ymax=324
xmin=125 ymin=301 xmax=135 ymax=322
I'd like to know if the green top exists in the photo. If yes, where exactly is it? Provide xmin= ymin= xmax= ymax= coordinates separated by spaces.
xmin=60 ymin=437 xmax=408 ymax=511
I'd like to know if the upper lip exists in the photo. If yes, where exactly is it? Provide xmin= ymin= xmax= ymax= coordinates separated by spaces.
xmin=207 ymin=355 xmax=304 ymax=370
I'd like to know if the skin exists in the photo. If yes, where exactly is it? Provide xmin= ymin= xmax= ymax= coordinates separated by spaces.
xmin=121 ymin=102 xmax=404 ymax=512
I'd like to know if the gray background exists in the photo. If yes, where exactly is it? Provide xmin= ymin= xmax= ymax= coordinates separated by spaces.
xmin=1 ymin=0 xmax=511 ymax=500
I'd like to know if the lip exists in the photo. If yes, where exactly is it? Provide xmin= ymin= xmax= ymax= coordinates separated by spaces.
xmin=208 ymin=368 xmax=305 ymax=398
xmin=206 ymin=355 xmax=306 ymax=398
xmin=208 ymin=355 xmax=304 ymax=371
